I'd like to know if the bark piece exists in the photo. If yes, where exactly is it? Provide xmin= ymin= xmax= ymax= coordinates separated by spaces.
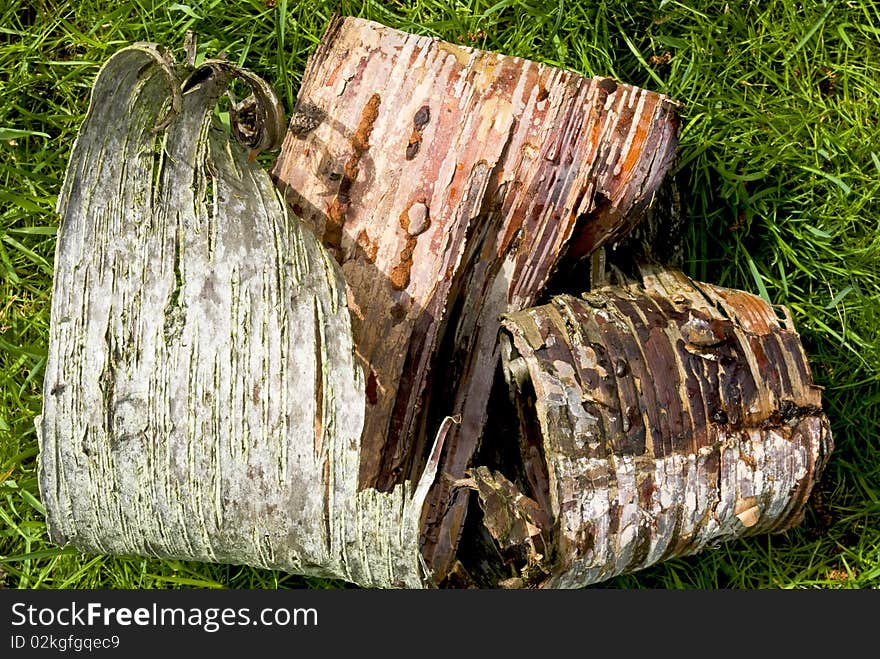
xmin=497 ymin=264 xmax=833 ymax=587
xmin=36 ymin=44 xmax=441 ymax=588
xmin=270 ymin=16 xmax=680 ymax=579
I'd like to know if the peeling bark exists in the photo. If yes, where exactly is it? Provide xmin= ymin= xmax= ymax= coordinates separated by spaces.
xmin=37 ymin=28 xmax=828 ymax=592
xmin=36 ymin=44 xmax=441 ymax=588
xmin=270 ymin=16 xmax=680 ymax=579
xmin=496 ymin=264 xmax=833 ymax=587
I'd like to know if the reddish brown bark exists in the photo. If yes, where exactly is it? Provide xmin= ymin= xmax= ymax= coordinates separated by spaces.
xmin=270 ymin=16 xmax=680 ymax=580
xmin=494 ymin=265 xmax=833 ymax=586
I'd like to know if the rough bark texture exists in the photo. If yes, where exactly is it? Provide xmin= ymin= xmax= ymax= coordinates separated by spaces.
xmin=36 ymin=44 xmax=441 ymax=588
xmin=270 ymin=16 xmax=680 ymax=580
xmin=496 ymin=264 xmax=833 ymax=587
xmin=38 ymin=27 xmax=830 ymax=591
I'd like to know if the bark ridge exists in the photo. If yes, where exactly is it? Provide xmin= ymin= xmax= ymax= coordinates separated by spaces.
xmin=496 ymin=265 xmax=833 ymax=587
xmin=37 ymin=43 xmax=439 ymax=588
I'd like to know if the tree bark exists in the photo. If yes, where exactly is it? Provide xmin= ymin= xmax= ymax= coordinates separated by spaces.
xmin=270 ymin=16 xmax=680 ymax=580
xmin=36 ymin=44 xmax=440 ymax=588
xmin=38 ymin=27 xmax=829 ymax=591
xmin=494 ymin=264 xmax=834 ymax=587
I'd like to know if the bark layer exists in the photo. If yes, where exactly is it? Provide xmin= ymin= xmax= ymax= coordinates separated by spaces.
xmin=270 ymin=16 xmax=680 ymax=579
xmin=496 ymin=265 xmax=833 ymax=587
xmin=37 ymin=31 xmax=829 ymax=591
xmin=36 ymin=44 xmax=439 ymax=588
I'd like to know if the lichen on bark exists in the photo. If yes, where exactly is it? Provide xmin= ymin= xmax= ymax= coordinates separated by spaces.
xmin=36 ymin=43 xmax=440 ymax=588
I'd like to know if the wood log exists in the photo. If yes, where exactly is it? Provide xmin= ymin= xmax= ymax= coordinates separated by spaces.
xmin=270 ymin=16 xmax=680 ymax=580
xmin=35 ymin=35 xmax=831 ymax=591
xmin=36 ymin=44 xmax=441 ymax=588
xmin=493 ymin=264 xmax=833 ymax=587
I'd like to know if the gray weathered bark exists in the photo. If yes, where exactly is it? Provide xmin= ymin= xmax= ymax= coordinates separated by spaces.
xmin=36 ymin=43 xmax=440 ymax=588
xmin=493 ymin=264 xmax=833 ymax=587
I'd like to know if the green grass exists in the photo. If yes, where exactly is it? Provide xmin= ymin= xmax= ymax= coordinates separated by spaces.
xmin=1 ymin=0 xmax=878 ymax=589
